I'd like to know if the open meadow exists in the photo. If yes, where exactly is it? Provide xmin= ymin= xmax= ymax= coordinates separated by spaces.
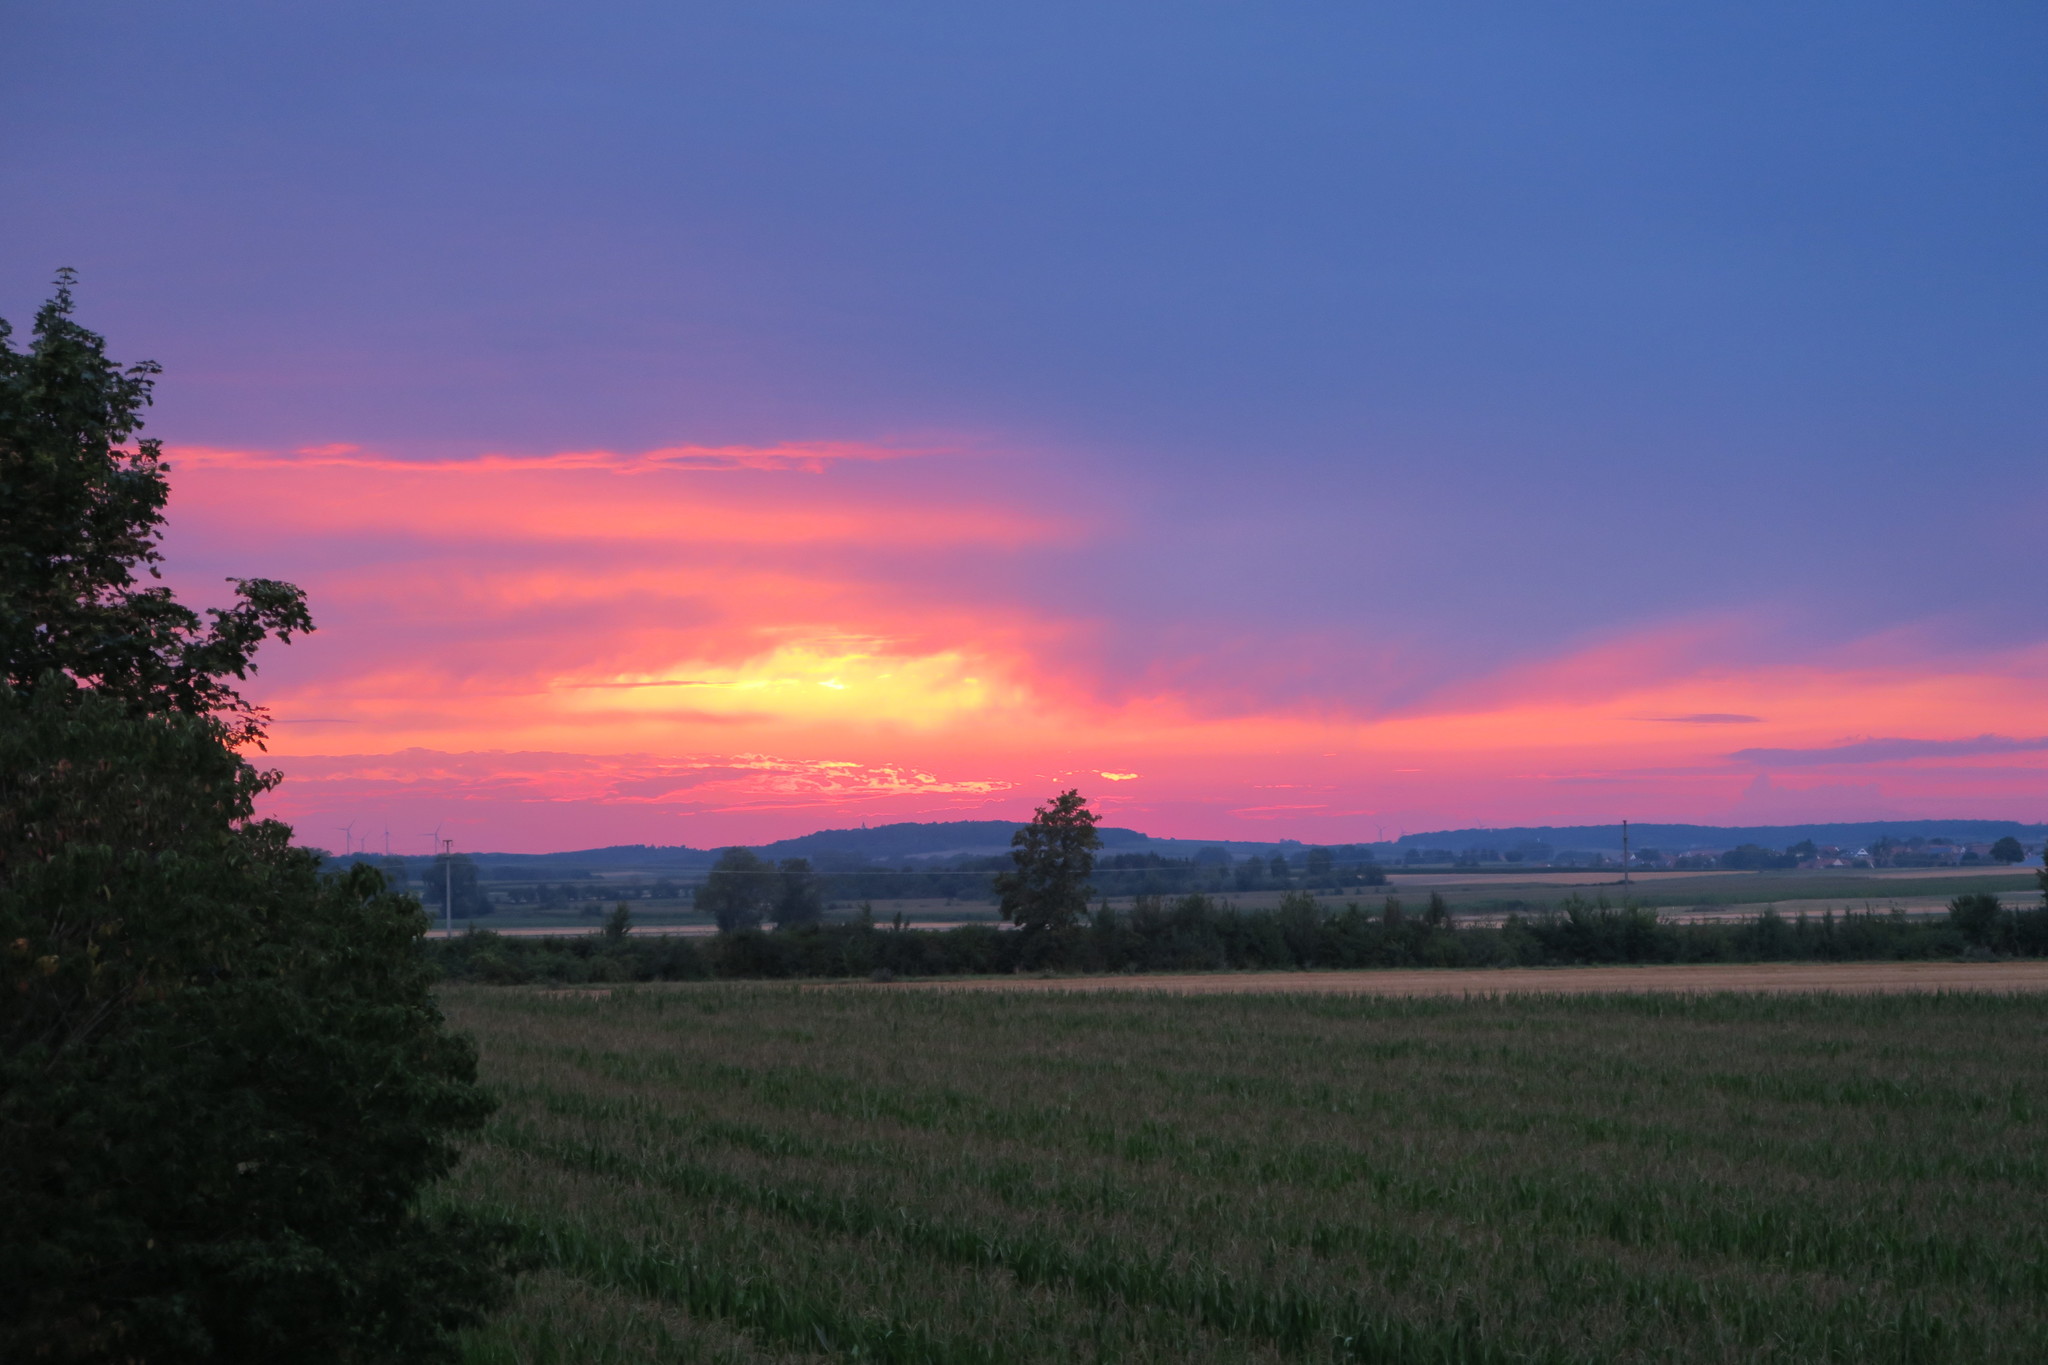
xmin=439 ymin=980 xmax=2048 ymax=1363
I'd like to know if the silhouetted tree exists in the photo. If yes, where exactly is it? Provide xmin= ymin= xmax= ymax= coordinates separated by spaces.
xmin=603 ymin=901 xmax=633 ymax=941
xmin=698 ymin=847 xmax=774 ymax=931
xmin=1990 ymin=836 xmax=2025 ymax=864
xmin=1950 ymin=892 xmax=2004 ymax=947
xmin=0 ymin=273 xmax=311 ymax=738
xmin=775 ymin=857 xmax=824 ymax=927
xmin=996 ymin=790 xmax=1101 ymax=933
xmin=424 ymin=851 xmax=488 ymax=918
xmin=0 ymin=276 xmax=505 ymax=1362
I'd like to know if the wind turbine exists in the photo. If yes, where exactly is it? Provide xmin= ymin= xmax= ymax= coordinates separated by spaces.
xmin=335 ymin=821 xmax=356 ymax=858
xmin=422 ymin=824 xmax=446 ymax=932
xmin=440 ymin=836 xmax=455 ymax=935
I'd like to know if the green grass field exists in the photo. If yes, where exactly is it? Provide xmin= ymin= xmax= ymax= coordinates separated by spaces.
xmin=438 ymin=983 xmax=2048 ymax=1363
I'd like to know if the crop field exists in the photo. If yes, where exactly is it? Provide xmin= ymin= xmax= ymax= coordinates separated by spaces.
xmin=440 ymin=982 xmax=2048 ymax=1364
xmin=915 ymin=960 xmax=2048 ymax=997
xmin=1375 ymin=869 xmax=2039 ymax=920
xmin=438 ymin=867 xmax=2038 ymax=937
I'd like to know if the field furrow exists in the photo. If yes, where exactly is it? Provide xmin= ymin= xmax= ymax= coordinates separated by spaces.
xmin=443 ymin=984 xmax=2048 ymax=1363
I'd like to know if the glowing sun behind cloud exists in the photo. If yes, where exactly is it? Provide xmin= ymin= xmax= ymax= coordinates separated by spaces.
xmin=154 ymin=441 xmax=2048 ymax=852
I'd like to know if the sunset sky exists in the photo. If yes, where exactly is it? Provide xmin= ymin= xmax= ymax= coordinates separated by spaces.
xmin=6 ymin=4 xmax=2045 ymax=851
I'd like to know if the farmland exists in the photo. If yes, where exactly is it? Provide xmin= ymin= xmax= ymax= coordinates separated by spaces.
xmin=424 ymin=866 xmax=2039 ymax=938
xmin=918 ymin=959 xmax=2048 ymax=997
xmin=440 ymin=982 xmax=2048 ymax=1363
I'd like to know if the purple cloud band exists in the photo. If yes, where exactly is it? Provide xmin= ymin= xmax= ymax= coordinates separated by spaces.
xmin=1732 ymin=735 xmax=2048 ymax=766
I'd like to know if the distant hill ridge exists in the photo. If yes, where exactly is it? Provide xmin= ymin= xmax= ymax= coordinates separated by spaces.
xmin=360 ymin=816 xmax=2047 ymax=867
xmin=1396 ymin=820 xmax=2046 ymax=854
xmin=762 ymin=819 xmax=1152 ymax=858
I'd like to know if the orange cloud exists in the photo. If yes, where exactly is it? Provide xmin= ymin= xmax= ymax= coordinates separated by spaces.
xmin=167 ymin=442 xmax=1058 ymax=548
xmin=167 ymin=442 xmax=2048 ymax=847
xmin=182 ymin=439 xmax=930 ymax=474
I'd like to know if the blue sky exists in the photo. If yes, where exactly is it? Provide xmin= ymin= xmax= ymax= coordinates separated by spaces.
xmin=7 ymin=3 xmax=2045 ymax=845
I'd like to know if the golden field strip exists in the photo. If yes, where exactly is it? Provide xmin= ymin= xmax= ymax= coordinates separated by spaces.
xmin=904 ymin=960 xmax=2048 ymax=996
xmin=441 ymin=976 xmax=2048 ymax=1363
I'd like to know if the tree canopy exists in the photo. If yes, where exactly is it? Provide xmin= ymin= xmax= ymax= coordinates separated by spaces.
xmin=0 ymin=270 xmax=311 ymax=745
xmin=995 ymin=789 xmax=1102 ymax=933
xmin=698 ymin=847 xmax=775 ymax=931
xmin=774 ymin=857 xmax=825 ymax=928
xmin=1949 ymin=892 xmax=2005 ymax=947
xmin=424 ymin=850 xmax=488 ymax=920
xmin=0 ymin=276 xmax=506 ymax=1362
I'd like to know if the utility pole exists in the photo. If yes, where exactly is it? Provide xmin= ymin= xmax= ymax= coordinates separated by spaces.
xmin=1621 ymin=819 xmax=1631 ymax=887
xmin=443 ymin=837 xmax=455 ymax=934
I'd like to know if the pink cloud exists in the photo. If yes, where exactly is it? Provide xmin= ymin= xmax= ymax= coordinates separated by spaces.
xmin=148 ymin=438 xmax=2048 ymax=847
xmin=181 ymin=439 xmax=931 ymax=474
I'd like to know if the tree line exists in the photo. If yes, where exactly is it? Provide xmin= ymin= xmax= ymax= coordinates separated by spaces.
xmin=428 ymin=884 xmax=2048 ymax=985
xmin=427 ymin=788 xmax=2048 ymax=984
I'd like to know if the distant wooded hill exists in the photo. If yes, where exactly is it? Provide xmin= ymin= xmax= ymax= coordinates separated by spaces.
xmin=343 ymin=816 xmax=2045 ymax=873
xmin=1393 ymin=821 xmax=2045 ymax=856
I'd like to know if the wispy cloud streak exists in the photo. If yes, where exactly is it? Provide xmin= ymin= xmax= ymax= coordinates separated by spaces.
xmin=1732 ymin=735 xmax=2048 ymax=766
xmin=193 ymin=440 xmax=934 ymax=474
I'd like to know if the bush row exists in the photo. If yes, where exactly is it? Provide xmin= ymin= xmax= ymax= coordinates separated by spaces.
xmin=426 ymin=890 xmax=2048 ymax=985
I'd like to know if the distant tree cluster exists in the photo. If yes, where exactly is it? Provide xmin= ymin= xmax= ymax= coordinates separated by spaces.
xmin=421 ymin=850 xmax=491 ymax=918
xmin=696 ymin=848 xmax=825 ymax=931
xmin=1718 ymin=843 xmax=1802 ymax=871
